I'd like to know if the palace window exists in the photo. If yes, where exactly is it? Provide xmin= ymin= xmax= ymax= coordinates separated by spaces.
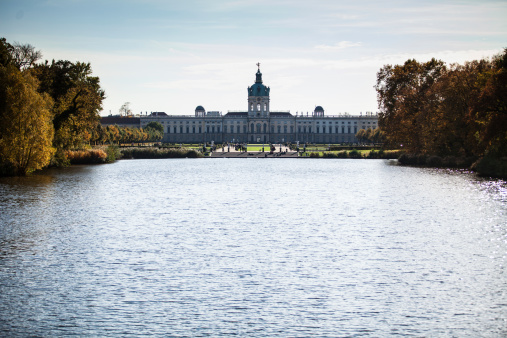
xmin=186 ymin=126 xmax=189 ymax=133
xmin=277 ymin=126 xmax=281 ymax=133
xmin=284 ymin=126 xmax=287 ymax=133
xmin=180 ymin=126 xmax=183 ymax=133
xmin=243 ymin=125 xmax=247 ymax=133
xmin=224 ymin=126 xmax=227 ymax=133
xmin=193 ymin=126 xmax=196 ymax=133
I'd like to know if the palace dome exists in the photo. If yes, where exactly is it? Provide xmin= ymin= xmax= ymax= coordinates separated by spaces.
xmin=247 ymin=69 xmax=270 ymax=97
xmin=195 ymin=105 xmax=205 ymax=112
xmin=315 ymin=106 xmax=324 ymax=112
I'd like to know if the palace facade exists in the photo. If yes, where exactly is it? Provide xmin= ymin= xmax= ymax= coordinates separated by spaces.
xmin=138 ymin=66 xmax=378 ymax=144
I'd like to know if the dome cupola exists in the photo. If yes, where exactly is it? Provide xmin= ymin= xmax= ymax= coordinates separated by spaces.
xmin=248 ymin=63 xmax=270 ymax=97
xmin=247 ymin=63 xmax=270 ymax=116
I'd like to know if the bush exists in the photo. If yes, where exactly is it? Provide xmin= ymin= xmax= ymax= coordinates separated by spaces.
xmin=427 ymin=155 xmax=443 ymax=167
xmin=121 ymin=147 xmax=203 ymax=159
xmin=367 ymin=150 xmax=380 ymax=159
xmin=348 ymin=149 xmax=362 ymax=158
xmin=106 ymin=145 xmax=121 ymax=162
xmin=472 ymin=156 xmax=507 ymax=179
xmin=398 ymin=153 xmax=416 ymax=165
xmin=322 ymin=152 xmax=338 ymax=158
xmin=416 ymin=154 xmax=428 ymax=165
xmin=65 ymin=149 xmax=107 ymax=164
xmin=0 ymin=158 xmax=16 ymax=176
xmin=442 ymin=156 xmax=458 ymax=167
xmin=50 ymin=149 xmax=71 ymax=167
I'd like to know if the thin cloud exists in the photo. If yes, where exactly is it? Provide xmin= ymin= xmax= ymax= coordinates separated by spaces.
xmin=315 ymin=41 xmax=362 ymax=50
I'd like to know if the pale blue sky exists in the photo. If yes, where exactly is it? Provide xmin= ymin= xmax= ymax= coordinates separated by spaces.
xmin=1 ymin=0 xmax=506 ymax=116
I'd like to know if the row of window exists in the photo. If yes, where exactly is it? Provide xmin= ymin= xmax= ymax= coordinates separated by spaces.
xmin=167 ymin=125 xmax=363 ymax=134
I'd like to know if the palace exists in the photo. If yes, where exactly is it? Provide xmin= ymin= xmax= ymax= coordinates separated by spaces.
xmin=121 ymin=65 xmax=378 ymax=144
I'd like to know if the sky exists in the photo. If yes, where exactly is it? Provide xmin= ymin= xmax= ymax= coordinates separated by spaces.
xmin=1 ymin=0 xmax=506 ymax=116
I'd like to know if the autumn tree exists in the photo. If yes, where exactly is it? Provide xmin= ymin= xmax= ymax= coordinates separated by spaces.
xmin=375 ymin=50 xmax=507 ymax=161
xmin=375 ymin=58 xmax=446 ymax=153
xmin=0 ymin=66 xmax=55 ymax=175
xmin=475 ymin=49 xmax=507 ymax=157
xmin=33 ymin=60 xmax=105 ymax=150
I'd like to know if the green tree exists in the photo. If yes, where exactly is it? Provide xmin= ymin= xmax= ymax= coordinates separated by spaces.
xmin=145 ymin=122 xmax=164 ymax=141
xmin=355 ymin=128 xmax=366 ymax=143
xmin=33 ymin=60 xmax=105 ymax=150
xmin=0 ymin=38 xmax=14 ymax=68
xmin=0 ymin=66 xmax=55 ymax=175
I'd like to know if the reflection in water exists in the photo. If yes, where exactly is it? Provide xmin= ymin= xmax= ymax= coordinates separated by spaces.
xmin=0 ymin=159 xmax=506 ymax=336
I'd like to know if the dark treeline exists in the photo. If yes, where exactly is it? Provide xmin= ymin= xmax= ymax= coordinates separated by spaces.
xmin=376 ymin=50 xmax=507 ymax=176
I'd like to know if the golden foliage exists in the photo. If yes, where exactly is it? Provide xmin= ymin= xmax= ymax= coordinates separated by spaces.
xmin=0 ymin=67 xmax=55 ymax=175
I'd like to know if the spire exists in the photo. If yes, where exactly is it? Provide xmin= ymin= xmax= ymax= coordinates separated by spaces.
xmin=255 ymin=62 xmax=262 ymax=83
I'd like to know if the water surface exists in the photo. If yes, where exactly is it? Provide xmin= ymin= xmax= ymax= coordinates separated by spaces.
xmin=1 ymin=159 xmax=506 ymax=336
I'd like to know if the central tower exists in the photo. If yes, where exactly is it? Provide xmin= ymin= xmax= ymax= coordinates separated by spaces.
xmin=247 ymin=63 xmax=270 ymax=117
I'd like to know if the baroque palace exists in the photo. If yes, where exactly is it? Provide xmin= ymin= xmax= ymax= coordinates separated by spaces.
xmin=103 ymin=65 xmax=378 ymax=144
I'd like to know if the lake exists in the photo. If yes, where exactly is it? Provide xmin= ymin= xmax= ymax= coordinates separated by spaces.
xmin=0 ymin=158 xmax=506 ymax=336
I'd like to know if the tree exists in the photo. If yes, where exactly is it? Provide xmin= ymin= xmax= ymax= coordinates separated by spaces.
xmin=11 ymin=42 xmax=42 ymax=70
xmin=375 ymin=58 xmax=446 ymax=153
xmin=145 ymin=121 xmax=164 ymax=133
xmin=475 ymin=49 xmax=507 ymax=157
xmin=375 ymin=50 xmax=507 ymax=159
xmin=0 ymin=38 xmax=14 ymax=68
xmin=145 ymin=121 xmax=164 ymax=141
xmin=355 ymin=128 xmax=366 ymax=143
xmin=33 ymin=60 xmax=105 ymax=150
xmin=0 ymin=66 xmax=55 ymax=175
xmin=119 ymin=102 xmax=132 ymax=116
